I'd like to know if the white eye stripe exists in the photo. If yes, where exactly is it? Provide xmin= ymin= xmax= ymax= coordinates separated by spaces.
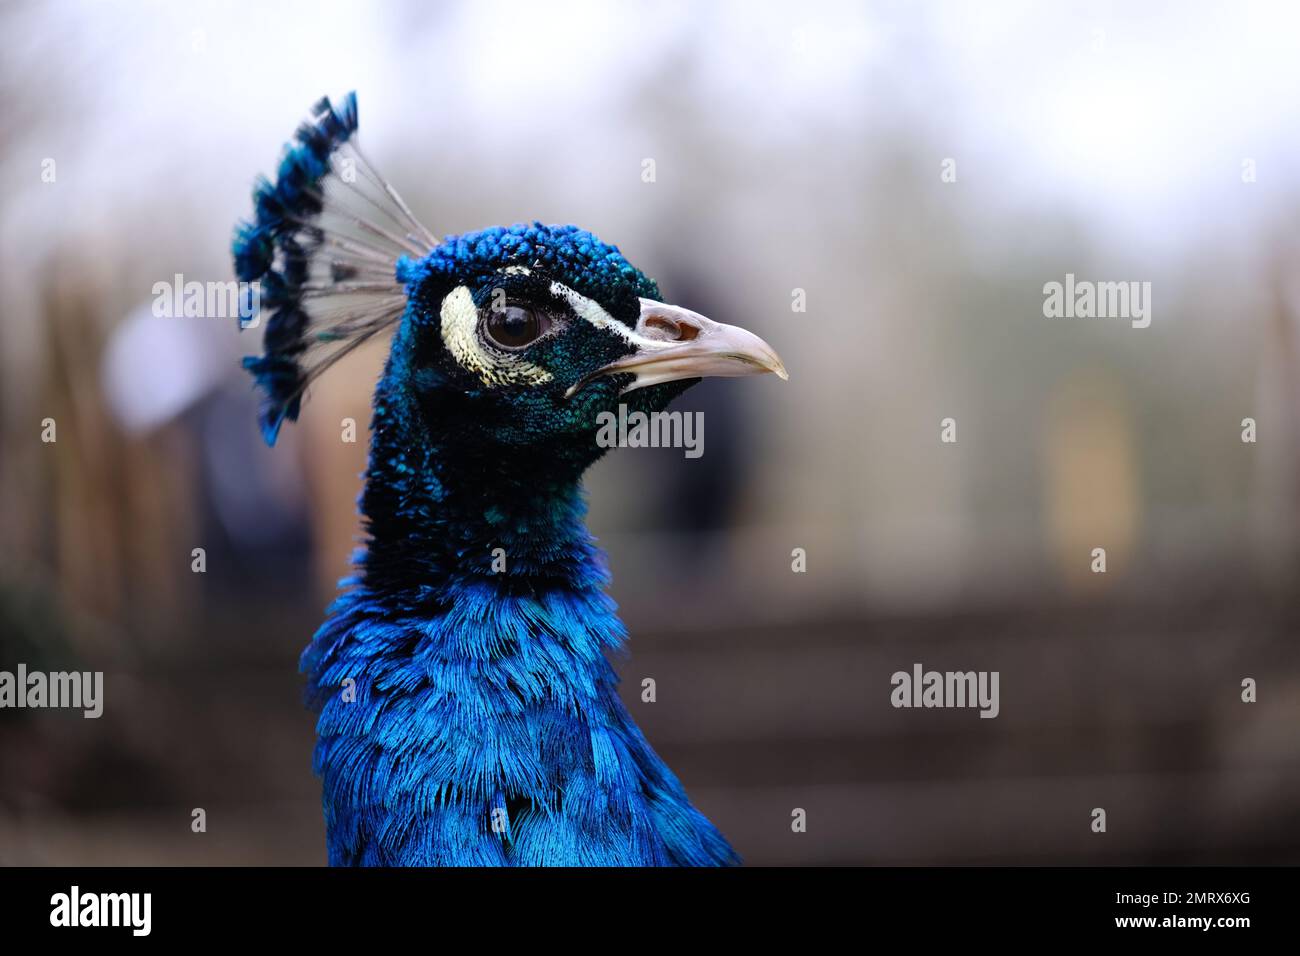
xmin=548 ymin=282 xmax=666 ymax=351
xmin=438 ymin=285 xmax=552 ymax=387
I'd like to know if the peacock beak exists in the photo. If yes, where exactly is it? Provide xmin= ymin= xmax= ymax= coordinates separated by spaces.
xmin=567 ymin=298 xmax=789 ymax=398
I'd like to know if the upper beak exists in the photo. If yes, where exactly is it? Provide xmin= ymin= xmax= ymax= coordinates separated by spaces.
xmin=566 ymin=298 xmax=788 ymax=398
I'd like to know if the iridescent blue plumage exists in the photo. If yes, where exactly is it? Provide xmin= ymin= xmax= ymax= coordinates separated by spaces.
xmin=234 ymin=94 xmax=766 ymax=866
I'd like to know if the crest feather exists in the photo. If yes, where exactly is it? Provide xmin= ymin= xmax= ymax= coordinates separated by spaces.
xmin=233 ymin=93 xmax=435 ymax=444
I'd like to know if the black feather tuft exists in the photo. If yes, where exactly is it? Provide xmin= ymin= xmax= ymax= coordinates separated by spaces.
xmin=232 ymin=92 xmax=425 ymax=445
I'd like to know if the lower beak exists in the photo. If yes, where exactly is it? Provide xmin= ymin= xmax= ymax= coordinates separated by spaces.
xmin=566 ymin=298 xmax=789 ymax=398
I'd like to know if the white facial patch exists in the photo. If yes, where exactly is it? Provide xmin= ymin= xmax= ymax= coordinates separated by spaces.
xmin=438 ymin=285 xmax=553 ymax=388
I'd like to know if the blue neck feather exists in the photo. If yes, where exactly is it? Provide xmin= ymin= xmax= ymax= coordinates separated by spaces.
xmin=299 ymin=318 xmax=738 ymax=866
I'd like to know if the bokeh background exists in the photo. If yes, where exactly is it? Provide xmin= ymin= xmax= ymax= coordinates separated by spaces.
xmin=3 ymin=0 xmax=1300 ymax=865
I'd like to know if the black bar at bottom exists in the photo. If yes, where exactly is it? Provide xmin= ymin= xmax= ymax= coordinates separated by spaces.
xmin=0 ymin=866 xmax=1284 ymax=941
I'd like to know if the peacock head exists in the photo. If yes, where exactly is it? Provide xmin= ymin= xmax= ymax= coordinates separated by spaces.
xmin=235 ymin=94 xmax=785 ymax=476
xmin=388 ymin=222 xmax=786 ymax=460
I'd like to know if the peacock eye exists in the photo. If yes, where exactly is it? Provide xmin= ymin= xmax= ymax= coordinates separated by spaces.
xmin=484 ymin=304 xmax=549 ymax=350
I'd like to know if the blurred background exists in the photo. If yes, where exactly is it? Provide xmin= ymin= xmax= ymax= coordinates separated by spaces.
xmin=3 ymin=0 xmax=1300 ymax=865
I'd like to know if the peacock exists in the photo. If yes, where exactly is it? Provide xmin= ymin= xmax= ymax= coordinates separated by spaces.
xmin=233 ymin=93 xmax=787 ymax=866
